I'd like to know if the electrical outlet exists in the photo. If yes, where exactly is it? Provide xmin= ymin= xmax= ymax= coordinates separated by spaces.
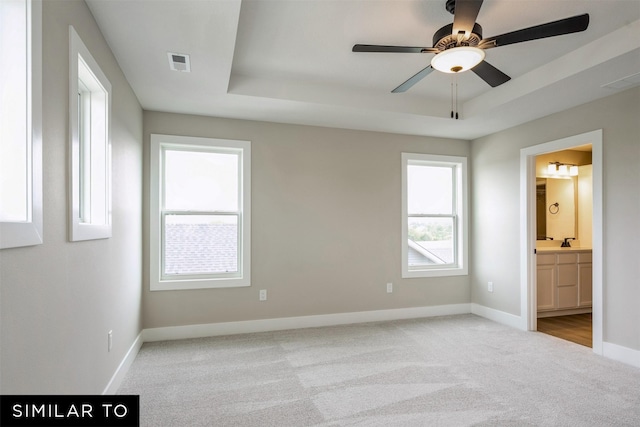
xmin=259 ymin=289 xmax=267 ymax=301
xmin=108 ymin=330 xmax=113 ymax=352
xmin=488 ymin=282 xmax=494 ymax=293
xmin=387 ymin=282 xmax=393 ymax=293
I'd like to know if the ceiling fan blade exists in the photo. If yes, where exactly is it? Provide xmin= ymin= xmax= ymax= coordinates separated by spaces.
xmin=479 ymin=13 xmax=589 ymax=49
xmin=472 ymin=61 xmax=510 ymax=87
xmin=392 ymin=65 xmax=435 ymax=93
xmin=352 ymin=44 xmax=439 ymax=54
xmin=452 ymin=0 xmax=484 ymax=39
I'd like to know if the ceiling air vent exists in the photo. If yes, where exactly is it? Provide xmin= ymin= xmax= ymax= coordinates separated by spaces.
xmin=167 ymin=52 xmax=191 ymax=72
xmin=601 ymin=72 xmax=640 ymax=90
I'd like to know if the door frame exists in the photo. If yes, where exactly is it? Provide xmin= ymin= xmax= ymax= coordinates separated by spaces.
xmin=519 ymin=129 xmax=603 ymax=354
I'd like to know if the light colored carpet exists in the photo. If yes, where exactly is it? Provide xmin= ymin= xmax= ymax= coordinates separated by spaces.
xmin=118 ymin=314 xmax=640 ymax=426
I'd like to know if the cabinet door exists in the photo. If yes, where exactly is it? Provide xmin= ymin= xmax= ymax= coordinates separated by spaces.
xmin=579 ymin=263 xmax=593 ymax=307
xmin=537 ymin=265 xmax=555 ymax=310
xmin=557 ymin=263 xmax=579 ymax=308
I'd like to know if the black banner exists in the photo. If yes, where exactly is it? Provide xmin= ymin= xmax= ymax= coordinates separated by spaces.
xmin=0 ymin=395 xmax=139 ymax=427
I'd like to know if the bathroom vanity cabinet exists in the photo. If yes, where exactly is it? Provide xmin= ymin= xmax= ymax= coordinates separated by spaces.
xmin=536 ymin=250 xmax=592 ymax=314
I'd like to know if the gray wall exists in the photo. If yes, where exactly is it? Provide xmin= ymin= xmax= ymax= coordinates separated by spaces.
xmin=0 ymin=0 xmax=143 ymax=393
xmin=143 ymin=112 xmax=470 ymax=328
xmin=471 ymin=87 xmax=640 ymax=351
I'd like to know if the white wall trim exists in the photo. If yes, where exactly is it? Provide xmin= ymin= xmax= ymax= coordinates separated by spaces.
xmin=143 ymin=304 xmax=471 ymax=342
xmin=471 ymin=303 xmax=525 ymax=330
xmin=102 ymin=333 xmax=143 ymax=395
xmin=602 ymin=342 xmax=640 ymax=369
xmin=520 ymin=129 xmax=603 ymax=355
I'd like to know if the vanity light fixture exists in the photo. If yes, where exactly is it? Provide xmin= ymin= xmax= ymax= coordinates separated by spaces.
xmin=547 ymin=162 xmax=579 ymax=177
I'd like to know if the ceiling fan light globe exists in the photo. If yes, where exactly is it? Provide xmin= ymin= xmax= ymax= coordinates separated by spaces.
xmin=431 ymin=46 xmax=485 ymax=73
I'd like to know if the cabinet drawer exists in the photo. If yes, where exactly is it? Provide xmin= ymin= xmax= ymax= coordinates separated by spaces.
xmin=537 ymin=254 xmax=556 ymax=265
xmin=557 ymin=253 xmax=578 ymax=264
xmin=579 ymin=252 xmax=592 ymax=263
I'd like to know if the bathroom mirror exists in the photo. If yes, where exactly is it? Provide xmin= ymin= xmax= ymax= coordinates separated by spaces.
xmin=536 ymin=178 xmax=576 ymax=241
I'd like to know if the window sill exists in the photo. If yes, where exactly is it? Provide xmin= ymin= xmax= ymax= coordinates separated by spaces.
xmin=150 ymin=277 xmax=251 ymax=291
xmin=402 ymin=267 xmax=468 ymax=279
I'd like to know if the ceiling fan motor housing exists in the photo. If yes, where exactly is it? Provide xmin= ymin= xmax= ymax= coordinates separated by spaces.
xmin=433 ymin=22 xmax=483 ymax=50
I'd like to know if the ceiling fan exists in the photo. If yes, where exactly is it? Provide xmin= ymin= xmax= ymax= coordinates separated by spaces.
xmin=352 ymin=0 xmax=589 ymax=93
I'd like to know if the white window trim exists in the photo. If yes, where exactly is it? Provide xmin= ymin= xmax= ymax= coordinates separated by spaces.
xmin=68 ymin=26 xmax=112 ymax=241
xmin=150 ymin=134 xmax=251 ymax=291
xmin=401 ymin=153 xmax=468 ymax=278
xmin=0 ymin=0 xmax=43 ymax=249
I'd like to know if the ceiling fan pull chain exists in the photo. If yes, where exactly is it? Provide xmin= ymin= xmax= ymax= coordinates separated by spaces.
xmin=450 ymin=74 xmax=460 ymax=120
xmin=450 ymin=76 xmax=455 ymax=119
xmin=456 ymin=76 xmax=460 ymax=119
xmin=455 ymin=74 xmax=459 ymax=120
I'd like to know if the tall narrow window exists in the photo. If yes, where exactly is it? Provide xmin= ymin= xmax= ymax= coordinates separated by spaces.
xmin=69 ymin=26 xmax=111 ymax=241
xmin=402 ymin=153 xmax=468 ymax=277
xmin=150 ymin=134 xmax=251 ymax=290
xmin=0 ymin=0 xmax=42 ymax=249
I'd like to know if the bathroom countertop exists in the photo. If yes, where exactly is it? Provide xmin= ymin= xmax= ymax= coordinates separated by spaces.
xmin=536 ymin=247 xmax=592 ymax=252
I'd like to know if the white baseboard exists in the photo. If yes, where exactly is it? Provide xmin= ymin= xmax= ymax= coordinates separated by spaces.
xmin=142 ymin=303 xmax=472 ymax=342
xmin=602 ymin=341 xmax=640 ymax=369
xmin=471 ymin=303 xmax=525 ymax=330
xmin=103 ymin=333 xmax=143 ymax=395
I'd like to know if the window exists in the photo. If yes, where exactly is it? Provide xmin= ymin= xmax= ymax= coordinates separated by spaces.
xmin=402 ymin=153 xmax=468 ymax=277
xmin=69 ymin=26 xmax=111 ymax=241
xmin=0 ymin=0 xmax=42 ymax=249
xmin=150 ymin=134 xmax=251 ymax=290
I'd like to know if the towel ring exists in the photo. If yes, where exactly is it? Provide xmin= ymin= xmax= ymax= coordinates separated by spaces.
xmin=549 ymin=202 xmax=559 ymax=214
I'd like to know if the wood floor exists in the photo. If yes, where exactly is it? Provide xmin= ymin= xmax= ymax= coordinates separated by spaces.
xmin=537 ymin=313 xmax=592 ymax=347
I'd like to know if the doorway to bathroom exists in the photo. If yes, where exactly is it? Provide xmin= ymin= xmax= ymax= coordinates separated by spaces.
xmin=534 ymin=145 xmax=593 ymax=347
xmin=520 ymin=130 xmax=603 ymax=354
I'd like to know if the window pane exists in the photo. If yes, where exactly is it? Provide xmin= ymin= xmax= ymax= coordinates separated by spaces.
xmin=0 ymin=0 xmax=29 ymax=222
xmin=408 ymin=217 xmax=454 ymax=266
xmin=164 ymin=150 xmax=238 ymax=211
xmin=78 ymin=88 xmax=91 ymax=222
xmin=407 ymin=165 xmax=453 ymax=215
xmin=163 ymin=214 xmax=238 ymax=275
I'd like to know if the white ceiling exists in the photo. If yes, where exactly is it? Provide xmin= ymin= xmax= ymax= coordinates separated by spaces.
xmin=86 ymin=0 xmax=640 ymax=140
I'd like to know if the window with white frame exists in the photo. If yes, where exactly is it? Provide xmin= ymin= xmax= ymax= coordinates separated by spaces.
xmin=402 ymin=153 xmax=468 ymax=278
xmin=0 ymin=0 xmax=42 ymax=249
xmin=69 ymin=26 xmax=111 ymax=241
xmin=150 ymin=134 xmax=251 ymax=291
